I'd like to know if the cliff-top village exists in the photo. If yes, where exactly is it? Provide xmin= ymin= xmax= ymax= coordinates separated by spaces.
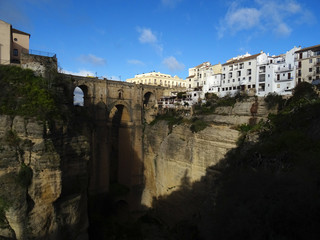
xmin=1 ymin=19 xmax=319 ymax=107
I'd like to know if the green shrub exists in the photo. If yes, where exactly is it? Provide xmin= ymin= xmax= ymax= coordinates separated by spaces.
xmin=264 ymin=92 xmax=283 ymax=110
xmin=0 ymin=65 xmax=59 ymax=121
xmin=190 ymin=118 xmax=208 ymax=133
xmin=16 ymin=163 xmax=33 ymax=188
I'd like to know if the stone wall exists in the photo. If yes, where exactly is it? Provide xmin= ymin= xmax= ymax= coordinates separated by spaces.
xmin=20 ymin=53 xmax=57 ymax=79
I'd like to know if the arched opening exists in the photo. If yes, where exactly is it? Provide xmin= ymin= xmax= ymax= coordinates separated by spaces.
xmin=143 ymin=92 xmax=157 ymax=124
xmin=109 ymin=104 xmax=132 ymax=189
xmin=73 ymin=85 xmax=89 ymax=106
xmin=143 ymin=91 xmax=156 ymax=107
xmin=118 ymin=89 xmax=124 ymax=100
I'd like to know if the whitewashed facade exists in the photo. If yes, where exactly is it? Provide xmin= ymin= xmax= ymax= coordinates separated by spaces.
xmin=220 ymin=53 xmax=261 ymax=97
xmin=203 ymin=73 xmax=222 ymax=96
xmin=186 ymin=62 xmax=222 ymax=90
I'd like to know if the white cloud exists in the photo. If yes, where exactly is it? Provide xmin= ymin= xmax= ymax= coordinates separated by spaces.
xmin=62 ymin=69 xmax=95 ymax=77
xmin=227 ymin=7 xmax=261 ymax=31
xmin=275 ymin=23 xmax=292 ymax=37
xmin=162 ymin=56 xmax=185 ymax=72
xmin=78 ymin=54 xmax=106 ymax=66
xmin=137 ymin=27 xmax=157 ymax=44
xmin=137 ymin=27 xmax=163 ymax=55
xmin=127 ymin=59 xmax=145 ymax=66
xmin=218 ymin=0 xmax=315 ymax=38
xmin=161 ymin=0 xmax=182 ymax=8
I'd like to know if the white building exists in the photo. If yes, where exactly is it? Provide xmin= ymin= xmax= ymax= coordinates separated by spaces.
xmin=126 ymin=71 xmax=186 ymax=89
xmin=256 ymin=47 xmax=300 ymax=96
xmin=295 ymin=44 xmax=320 ymax=84
xmin=203 ymin=73 xmax=222 ymax=96
xmin=221 ymin=52 xmax=262 ymax=97
xmin=186 ymin=62 xmax=222 ymax=90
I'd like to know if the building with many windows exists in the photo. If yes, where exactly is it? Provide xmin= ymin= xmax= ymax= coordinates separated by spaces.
xmin=186 ymin=62 xmax=222 ymax=90
xmin=126 ymin=71 xmax=186 ymax=89
xmin=0 ymin=19 xmax=30 ymax=64
xmin=220 ymin=52 xmax=262 ymax=97
xmin=295 ymin=44 xmax=320 ymax=84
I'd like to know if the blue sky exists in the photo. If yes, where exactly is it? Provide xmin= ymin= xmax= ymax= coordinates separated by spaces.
xmin=1 ymin=0 xmax=319 ymax=81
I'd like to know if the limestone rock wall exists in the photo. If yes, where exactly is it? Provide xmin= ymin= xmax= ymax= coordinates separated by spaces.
xmin=141 ymin=97 xmax=274 ymax=207
xmin=142 ymin=121 xmax=239 ymax=207
xmin=0 ymin=116 xmax=89 ymax=240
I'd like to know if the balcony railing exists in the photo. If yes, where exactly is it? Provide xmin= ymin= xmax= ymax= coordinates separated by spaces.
xmin=275 ymin=66 xmax=293 ymax=72
xmin=23 ymin=49 xmax=56 ymax=58
xmin=275 ymin=77 xmax=294 ymax=81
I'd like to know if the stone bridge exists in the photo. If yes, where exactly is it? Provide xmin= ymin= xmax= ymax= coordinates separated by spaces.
xmin=62 ymin=74 xmax=176 ymax=208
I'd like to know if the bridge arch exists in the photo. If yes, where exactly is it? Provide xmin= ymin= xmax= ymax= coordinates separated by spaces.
xmin=73 ymin=84 xmax=90 ymax=107
xmin=143 ymin=91 xmax=156 ymax=108
xmin=107 ymin=100 xmax=132 ymax=124
xmin=108 ymin=101 xmax=133 ymax=191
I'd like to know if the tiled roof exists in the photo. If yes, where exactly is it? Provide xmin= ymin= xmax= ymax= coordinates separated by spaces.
xmin=295 ymin=44 xmax=320 ymax=53
xmin=186 ymin=75 xmax=195 ymax=79
xmin=12 ymin=28 xmax=30 ymax=37
xmin=194 ymin=62 xmax=210 ymax=69
xmin=222 ymin=53 xmax=261 ymax=66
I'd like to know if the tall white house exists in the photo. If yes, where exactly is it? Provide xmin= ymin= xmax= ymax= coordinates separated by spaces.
xmin=186 ymin=62 xmax=222 ymax=90
xmin=221 ymin=52 xmax=262 ymax=97
xmin=203 ymin=73 xmax=222 ymax=95
xmin=256 ymin=47 xmax=299 ymax=96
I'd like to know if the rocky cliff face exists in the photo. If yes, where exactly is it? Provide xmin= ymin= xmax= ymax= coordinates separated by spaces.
xmin=0 ymin=116 xmax=90 ymax=240
xmin=141 ymin=97 xmax=274 ymax=207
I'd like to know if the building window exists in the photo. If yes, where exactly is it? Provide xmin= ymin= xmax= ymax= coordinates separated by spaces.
xmin=248 ymin=62 xmax=251 ymax=65
xmin=309 ymin=68 xmax=312 ymax=72
xmin=13 ymin=49 xmax=18 ymax=56
xmin=14 ymin=38 xmax=17 ymax=41
xmin=309 ymin=59 xmax=313 ymax=63
xmin=249 ymin=77 xmax=251 ymax=82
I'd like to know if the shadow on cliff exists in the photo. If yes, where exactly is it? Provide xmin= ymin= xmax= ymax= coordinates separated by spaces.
xmin=79 ymin=101 xmax=146 ymax=240
xmin=147 ymin=102 xmax=320 ymax=240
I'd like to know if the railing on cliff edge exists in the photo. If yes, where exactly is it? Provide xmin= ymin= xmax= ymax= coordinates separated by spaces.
xmin=24 ymin=49 xmax=56 ymax=58
xmin=28 ymin=49 xmax=56 ymax=58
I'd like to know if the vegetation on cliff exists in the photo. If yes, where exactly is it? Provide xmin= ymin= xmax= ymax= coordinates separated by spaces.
xmin=0 ymin=65 xmax=60 ymax=121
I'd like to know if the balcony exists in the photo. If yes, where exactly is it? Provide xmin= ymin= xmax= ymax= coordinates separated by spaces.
xmin=259 ymin=66 xmax=266 ymax=73
xmin=274 ymin=65 xmax=293 ymax=73
xmin=275 ymin=77 xmax=294 ymax=82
